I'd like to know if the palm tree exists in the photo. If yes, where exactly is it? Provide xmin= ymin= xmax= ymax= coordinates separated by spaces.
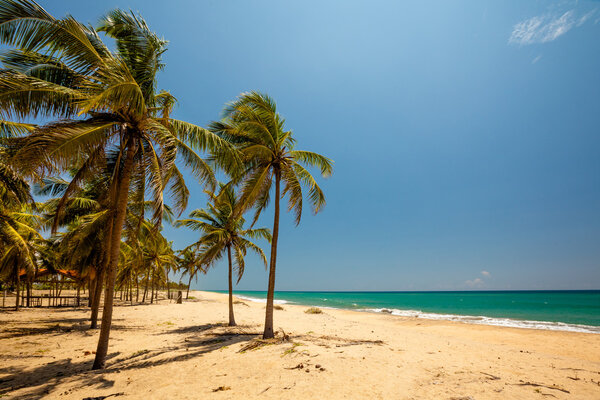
xmin=36 ymin=176 xmax=110 ymax=327
xmin=142 ymin=231 xmax=176 ymax=304
xmin=0 ymin=173 xmax=41 ymax=310
xmin=0 ymin=126 xmax=40 ymax=310
xmin=177 ymin=184 xmax=271 ymax=326
xmin=178 ymin=247 xmax=207 ymax=299
xmin=0 ymin=2 xmax=235 ymax=369
xmin=210 ymin=92 xmax=332 ymax=338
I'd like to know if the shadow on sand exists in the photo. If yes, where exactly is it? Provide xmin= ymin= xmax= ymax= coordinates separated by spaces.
xmin=0 ymin=322 xmax=257 ymax=399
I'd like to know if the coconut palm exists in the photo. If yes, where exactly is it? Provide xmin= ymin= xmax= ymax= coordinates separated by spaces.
xmin=177 ymin=184 xmax=271 ymax=326
xmin=36 ymin=175 xmax=110 ymax=327
xmin=210 ymin=92 xmax=333 ymax=338
xmin=0 ymin=2 xmax=236 ymax=369
xmin=142 ymin=230 xmax=176 ymax=304
xmin=0 ymin=166 xmax=41 ymax=310
xmin=178 ymin=247 xmax=207 ymax=299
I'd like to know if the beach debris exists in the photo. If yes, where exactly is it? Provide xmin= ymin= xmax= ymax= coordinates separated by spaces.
xmin=274 ymin=305 xmax=285 ymax=310
xmin=380 ymin=309 xmax=393 ymax=314
xmin=305 ymin=307 xmax=323 ymax=314
xmin=281 ymin=342 xmax=304 ymax=356
xmin=233 ymin=300 xmax=248 ymax=306
xmin=286 ymin=363 xmax=304 ymax=370
xmin=238 ymin=332 xmax=290 ymax=353
xmin=82 ymin=393 xmax=124 ymax=400
xmin=212 ymin=386 xmax=231 ymax=392
xmin=278 ymin=328 xmax=290 ymax=341
xmin=481 ymin=372 xmax=501 ymax=381
xmin=259 ymin=386 xmax=271 ymax=394
xmin=311 ymin=334 xmax=385 ymax=347
xmin=512 ymin=380 xmax=570 ymax=394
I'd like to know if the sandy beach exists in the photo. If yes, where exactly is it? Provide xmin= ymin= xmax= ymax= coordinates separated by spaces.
xmin=1 ymin=290 xmax=599 ymax=399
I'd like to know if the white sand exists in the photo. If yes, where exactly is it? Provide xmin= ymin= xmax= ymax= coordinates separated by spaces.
xmin=1 ymin=290 xmax=599 ymax=399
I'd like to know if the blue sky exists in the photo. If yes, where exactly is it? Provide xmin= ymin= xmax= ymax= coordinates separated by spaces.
xmin=44 ymin=0 xmax=600 ymax=290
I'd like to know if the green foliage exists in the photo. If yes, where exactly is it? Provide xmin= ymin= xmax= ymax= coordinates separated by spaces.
xmin=176 ymin=183 xmax=271 ymax=283
xmin=304 ymin=307 xmax=323 ymax=314
xmin=210 ymin=91 xmax=333 ymax=225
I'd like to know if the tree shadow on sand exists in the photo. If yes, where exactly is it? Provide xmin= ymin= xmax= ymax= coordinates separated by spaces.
xmin=0 ymin=323 xmax=258 ymax=399
xmin=0 ymin=353 xmax=121 ymax=400
xmin=0 ymin=317 xmax=140 ymax=340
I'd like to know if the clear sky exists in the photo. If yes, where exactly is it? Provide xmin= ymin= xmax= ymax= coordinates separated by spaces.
xmin=43 ymin=0 xmax=600 ymax=291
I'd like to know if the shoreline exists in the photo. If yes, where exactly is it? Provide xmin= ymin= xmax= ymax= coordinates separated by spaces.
xmin=216 ymin=291 xmax=600 ymax=335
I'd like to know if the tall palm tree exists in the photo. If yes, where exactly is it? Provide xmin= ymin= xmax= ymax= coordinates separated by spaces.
xmin=177 ymin=247 xmax=207 ymax=299
xmin=0 ymin=2 xmax=235 ymax=369
xmin=177 ymin=184 xmax=271 ymax=326
xmin=210 ymin=92 xmax=333 ymax=338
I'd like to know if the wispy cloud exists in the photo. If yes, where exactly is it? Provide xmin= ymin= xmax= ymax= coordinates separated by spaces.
xmin=509 ymin=9 xmax=596 ymax=45
xmin=481 ymin=270 xmax=490 ymax=277
xmin=532 ymin=55 xmax=543 ymax=64
xmin=465 ymin=278 xmax=484 ymax=288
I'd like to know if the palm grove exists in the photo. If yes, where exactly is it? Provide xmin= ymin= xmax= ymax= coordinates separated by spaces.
xmin=0 ymin=0 xmax=332 ymax=370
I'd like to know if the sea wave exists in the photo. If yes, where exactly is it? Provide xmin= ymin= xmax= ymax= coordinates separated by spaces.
xmin=364 ymin=308 xmax=600 ymax=334
xmin=236 ymin=295 xmax=288 ymax=305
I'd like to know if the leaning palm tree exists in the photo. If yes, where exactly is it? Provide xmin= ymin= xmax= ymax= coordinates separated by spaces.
xmin=0 ymin=2 xmax=235 ymax=369
xmin=177 ymin=184 xmax=270 ymax=326
xmin=210 ymin=92 xmax=333 ymax=338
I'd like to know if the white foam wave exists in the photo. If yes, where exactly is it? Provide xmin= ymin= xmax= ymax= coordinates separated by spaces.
xmin=365 ymin=308 xmax=600 ymax=334
xmin=236 ymin=295 xmax=288 ymax=305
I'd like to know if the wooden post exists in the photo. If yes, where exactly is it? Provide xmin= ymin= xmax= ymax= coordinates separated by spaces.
xmin=176 ymin=290 xmax=182 ymax=304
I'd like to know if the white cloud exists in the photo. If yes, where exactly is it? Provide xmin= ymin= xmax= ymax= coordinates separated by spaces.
xmin=509 ymin=9 xmax=596 ymax=45
xmin=532 ymin=55 xmax=543 ymax=64
xmin=577 ymin=10 xmax=595 ymax=27
xmin=481 ymin=270 xmax=490 ymax=277
xmin=465 ymin=278 xmax=484 ymax=288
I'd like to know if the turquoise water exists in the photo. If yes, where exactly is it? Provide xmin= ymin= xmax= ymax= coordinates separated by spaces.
xmin=213 ymin=290 xmax=600 ymax=333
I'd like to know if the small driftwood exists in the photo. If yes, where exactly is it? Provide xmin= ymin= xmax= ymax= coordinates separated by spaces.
xmin=513 ymin=381 xmax=570 ymax=394
xmin=481 ymin=372 xmax=501 ymax=380
xmin=238 ymin=329 xmax=290 ymax=352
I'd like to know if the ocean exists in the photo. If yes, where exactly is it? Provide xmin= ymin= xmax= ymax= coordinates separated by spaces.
xmin=212 ymin=290 xmax=600 ymax=334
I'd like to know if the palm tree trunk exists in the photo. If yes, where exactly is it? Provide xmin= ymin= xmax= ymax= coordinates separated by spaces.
xmin=227 ymin=245 xmax=236 ymax=326
xmin=90 ymin=266 xmax=106 ymax=329
xmin=92 ymin=137 xmax=137 ymax=370
xmin=166 ymin=267 xmax=170 ymax=300
xmin=136 ymin=277 xmax=139 ymax=302
xmin=142 ymin=267 xmax=150 ymax=302
xmin=15 ymin=270 xmax=20 ymax=311
xmin=263 ymin=169 xmax=281 ymax=339
xmin=150 ymin=272 xmax=155 ymax=304
xmin=88 ymin=276 xmax=95 ymax=307
xmin=186 ymin=273 xmax=193 ymax=299
xmin=26 ymin=280 xmax=31 ymax=308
